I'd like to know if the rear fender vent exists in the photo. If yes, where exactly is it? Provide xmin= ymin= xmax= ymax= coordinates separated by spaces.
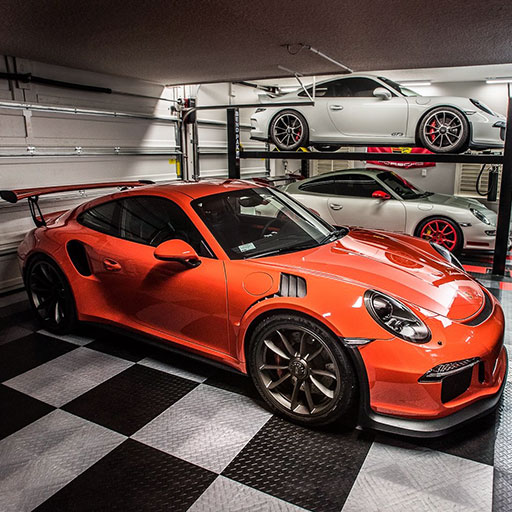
xmin=278 ymin=274 xmax=307 ymax=298
xmin=66 ymin=240 xmax=92 ymax=276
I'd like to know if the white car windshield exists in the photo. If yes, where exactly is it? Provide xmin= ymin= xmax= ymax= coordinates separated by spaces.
xmin=192 ymin=187 xmax=347 ymax=259
xmin=377 ymin=172 xmax=432 ymax=200
xmin=379 ymin=77 xmax=421 ymax=97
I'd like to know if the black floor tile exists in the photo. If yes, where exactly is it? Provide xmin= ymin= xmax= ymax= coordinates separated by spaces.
xmin=86 ymin=331 xmax=153 ymax=362
xmin=63 ymin=364 xmax=198 ymax=435
xmin=0 ymin=332 xmax=76 ymax=382
xmin=223 ymin=416 xmax=374 ymax=512
xmin=142 ymin=344 xmax=217 ymax=379
xmin=377 ymin=410 xmax=497 ymax=466
xmin=0 ymin=385 xmax=54 ymax=440
xmin=0 ymin=302 xmax=39 ymax=345
xmin=35 ymin=439 xmax=217 ymax=512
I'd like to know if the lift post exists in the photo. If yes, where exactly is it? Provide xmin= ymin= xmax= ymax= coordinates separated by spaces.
xmin=492 ymin=87 xmax=512 ymax=275
xmin=227 ymin=107 xmax=241 ymax=179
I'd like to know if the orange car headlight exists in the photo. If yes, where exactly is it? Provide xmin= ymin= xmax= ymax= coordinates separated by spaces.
xmin=364 ymin=290 xmax=431 ymax=344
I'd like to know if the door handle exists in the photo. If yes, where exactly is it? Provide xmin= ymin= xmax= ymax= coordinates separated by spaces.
xmin=329 ymin=105 xmax=343 ymax=111
xmin=103 ymin=258 xmax=122 ymax=272
xmin=329 ymin=203 xmax=343 ymax=210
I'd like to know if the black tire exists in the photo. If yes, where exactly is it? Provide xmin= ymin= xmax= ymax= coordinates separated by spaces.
xmin=418 ymin=106 xmax=469 ymax=153
xmin=25 ymin=255 xmax=77 ymax=334
xmin=313 ymin=144 xmax=342 ymax=152
xmin=269 ymin=110 xmax=309 ymax=151
xmin=247 ymin=313 xmax=356 ymax=427
xmin=415 ymin=216 xmax=463 ymax=254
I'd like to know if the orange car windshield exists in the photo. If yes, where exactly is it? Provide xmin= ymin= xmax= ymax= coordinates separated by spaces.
xmin=192 ymin=187 xmax=345 ymax=259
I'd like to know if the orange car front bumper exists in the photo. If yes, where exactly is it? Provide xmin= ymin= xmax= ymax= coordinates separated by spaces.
xmin=346 ymin=306 xmax=508 ymax=437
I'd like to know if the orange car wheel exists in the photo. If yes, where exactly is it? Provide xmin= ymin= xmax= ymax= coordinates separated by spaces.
xmin=26 ymin=256 xmax=77 ymax=334
xmin=248 ymin=314 xmax=356 ymax=427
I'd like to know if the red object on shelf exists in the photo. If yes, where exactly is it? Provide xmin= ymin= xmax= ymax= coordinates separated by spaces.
xmin=367 ymin=147 xmax=436 ymax=168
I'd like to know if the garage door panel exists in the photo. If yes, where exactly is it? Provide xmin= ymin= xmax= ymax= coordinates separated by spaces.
xmin=0 ymin=109 xmax=27 ymax=145
xmin=29 ymin=112 xmax=177 ymax=149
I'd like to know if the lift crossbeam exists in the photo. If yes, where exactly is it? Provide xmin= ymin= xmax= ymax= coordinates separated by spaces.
xmin=239 ymin=150 xmax=504 ymax=165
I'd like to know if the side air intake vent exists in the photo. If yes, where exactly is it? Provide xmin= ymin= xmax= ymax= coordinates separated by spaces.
xmin=66 ymin=240 xmax=92 ymax=276
xmin=279 ymin=274 xmax=307 ymax=298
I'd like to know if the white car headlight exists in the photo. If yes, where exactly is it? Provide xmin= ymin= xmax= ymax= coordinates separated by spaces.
xmin=364 ymin=290 xmax=431 ymax=343
xmin=470 ymin=208 xmax=491 ymax=225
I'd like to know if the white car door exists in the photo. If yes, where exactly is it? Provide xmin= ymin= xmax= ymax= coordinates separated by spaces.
xmin=325 ymin=173 xmax=407 ymax=231
xmin=325 ymin=78 xmax=408 ymax=142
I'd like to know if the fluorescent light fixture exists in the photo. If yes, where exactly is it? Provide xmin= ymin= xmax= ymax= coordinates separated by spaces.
xmin=399 ymin=80 xmax=432 ymax=87
xmin=486 ymin=77 xmax=512 ymax=84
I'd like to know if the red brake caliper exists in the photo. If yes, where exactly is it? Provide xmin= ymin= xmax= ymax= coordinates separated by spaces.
xmin=429 ymin=120 xmax=437 ymax=142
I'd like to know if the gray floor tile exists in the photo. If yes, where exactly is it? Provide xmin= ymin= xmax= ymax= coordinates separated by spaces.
xmin=494 ymin=382 xmax=512 ymax=511
xmin=133 ymin=384 xmax=271 ymax=473
xmin=0 ymin=409 xmax=125 ymax=512
xmin=189 ymin=476 xmax=308 ymax=512
xmin=37 ymin=329 xmax=94 ymax=346
xmin=342 ymin=441 xmax=493 ymax=512
xmin=4 ymin=347 xmax=133 ymax=407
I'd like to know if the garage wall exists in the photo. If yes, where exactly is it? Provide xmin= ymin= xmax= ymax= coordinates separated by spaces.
xmin=0 ymin=56 xmax=179 ymax=292
xmin=170 ymin=82 xmax=268 ymax=179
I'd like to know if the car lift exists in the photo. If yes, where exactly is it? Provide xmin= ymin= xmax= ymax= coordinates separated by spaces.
xmin=223 ymin=94 xmax=512 ymax=276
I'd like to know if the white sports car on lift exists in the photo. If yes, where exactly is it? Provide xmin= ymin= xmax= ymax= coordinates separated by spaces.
xmin=280 ymin=168 xmax=498 ymax=253
xmin=250 ymin=75 xmax=506 ymax=153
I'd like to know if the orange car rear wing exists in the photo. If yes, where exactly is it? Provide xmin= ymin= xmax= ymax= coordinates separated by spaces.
xmin=0 ymin=180 xmax=154 ymax=227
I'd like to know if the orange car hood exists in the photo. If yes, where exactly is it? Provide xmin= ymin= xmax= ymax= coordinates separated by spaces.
xmin=260 ymin=229 xmax=484 ymax=321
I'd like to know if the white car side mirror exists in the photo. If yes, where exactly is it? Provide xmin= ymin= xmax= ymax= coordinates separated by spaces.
xmin=373 ymin=87 xmax=392 ymax=100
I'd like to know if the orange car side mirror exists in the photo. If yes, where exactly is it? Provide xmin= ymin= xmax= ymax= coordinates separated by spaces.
xmin=154 ymin=239 xmax=201 ymax=268
xmin=372 ymin=190 xmax=391 ymax=200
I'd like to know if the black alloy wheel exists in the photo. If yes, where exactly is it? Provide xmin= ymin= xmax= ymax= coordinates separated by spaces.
xmin=26 ymin=256 xmax=77 ymax=334
xmin=248 ymin=314 xmax=356 ymax=426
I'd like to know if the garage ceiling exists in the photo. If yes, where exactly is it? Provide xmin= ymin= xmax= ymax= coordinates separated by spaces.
xmin=1 ymin=0 xmax=512 ymax=86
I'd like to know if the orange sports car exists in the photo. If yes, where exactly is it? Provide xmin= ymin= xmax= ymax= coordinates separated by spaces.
xmin=1 ymin=179 xmax=507 ymax=437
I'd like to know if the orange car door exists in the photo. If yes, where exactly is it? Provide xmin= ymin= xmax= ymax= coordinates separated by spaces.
xmin=80 ymin=195 xmax=230 ymax=355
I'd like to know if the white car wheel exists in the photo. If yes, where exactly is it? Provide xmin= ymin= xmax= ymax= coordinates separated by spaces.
xmin=270 ymin=110 xmax=309 ymax=151
xmin=419 ymin=107 xmax=469 ymax=154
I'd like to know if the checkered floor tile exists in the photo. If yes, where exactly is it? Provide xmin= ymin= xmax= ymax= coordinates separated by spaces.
xmin=0 ymin=265 xmax=511 ymax=511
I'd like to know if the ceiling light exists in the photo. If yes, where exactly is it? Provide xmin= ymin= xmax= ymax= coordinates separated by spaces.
xmin=399 ymin=80 xmax=432 ymax=87
xmin=486 ymin=77 xmax=512 ymax=84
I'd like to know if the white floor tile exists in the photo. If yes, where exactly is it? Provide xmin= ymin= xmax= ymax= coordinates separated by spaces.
xmin=4 ymin=347 xmax=133 ymax=406
xmin=342 ymin=441 xmax=493 ymax=512
xmin=133 ymin=384 xmax=271 ymax=473
xmin=0 ymin=409 xmax=125 ymax=512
